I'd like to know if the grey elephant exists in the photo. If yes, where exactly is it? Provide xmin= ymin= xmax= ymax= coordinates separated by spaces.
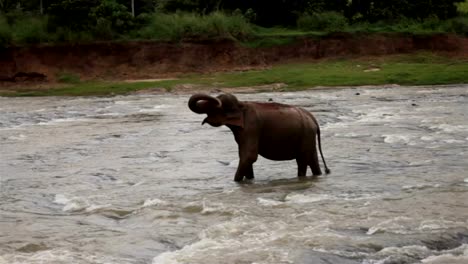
xmin=188 ymin=93 xmax=330 ymax=182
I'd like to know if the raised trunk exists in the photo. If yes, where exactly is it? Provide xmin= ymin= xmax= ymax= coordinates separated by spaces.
xmin=188 ymin=94 xmax=221 ymax=114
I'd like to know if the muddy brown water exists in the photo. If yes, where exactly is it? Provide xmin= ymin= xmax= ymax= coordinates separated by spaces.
xmin=1 ymin=85 xmax=468 ymax=264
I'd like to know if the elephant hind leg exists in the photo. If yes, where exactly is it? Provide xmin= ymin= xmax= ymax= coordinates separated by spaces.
xmin=309 ymin=147 xmax=322 ymax=176
xmin=296 ymin=158 xmax=307 ymax=177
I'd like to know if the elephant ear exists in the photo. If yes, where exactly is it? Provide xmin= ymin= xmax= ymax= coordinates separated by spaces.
xmin=224 ymin=110 xmax=244 ymax=128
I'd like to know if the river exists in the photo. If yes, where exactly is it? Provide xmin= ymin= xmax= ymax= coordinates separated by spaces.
xmin=1 ymin=85 xmax=467 ymax=264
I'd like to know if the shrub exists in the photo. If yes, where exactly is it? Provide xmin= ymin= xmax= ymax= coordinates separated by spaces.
xmin=134 ymin=12 xmax=254 ymax=41
xmin=48 ymin=0 xmax=98 ymax=32
xmin=51 ymin=27 xmax=94 ymax=43
xmin=202 ymin=11 xmax=253 ymax=39
xmin=12 ymin=16 xmax=49 ymax=44
xmin=444 ymin=16 xmax=468 ymax=35
xmin=90 ymin=0 xmax=134 ymax=34
xmin=0 ymin=15 xmax=12 ymax=47
xmin=93 ymin=17 xmax=114 ymax=39
xmin=297 ymin=12 xmax=348 ymax=32
xmin=133 ymin=12 xmax=187 ymax=41
xmin=348 ymin=16 xmax=447 ymax=34
xmin=244 ymin=8 xmax=257 ymax=23
xmin=56 ymin=72 xmax=81 ymax=83
xmin=419 ymin=16 xmax=445 ymax=32
xmin=456 ymin=1 xmax=468 ymax=14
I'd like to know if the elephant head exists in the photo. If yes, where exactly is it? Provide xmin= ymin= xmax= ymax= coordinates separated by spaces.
xmin=188 ymin=93 xmax=244 ymax=128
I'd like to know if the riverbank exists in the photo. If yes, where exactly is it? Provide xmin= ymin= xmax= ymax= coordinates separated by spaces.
xmin=1 ymin=34 xmax=467 ymax=96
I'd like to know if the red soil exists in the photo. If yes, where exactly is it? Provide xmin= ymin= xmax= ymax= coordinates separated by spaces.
xmin=1 ymin=33 xmax=467 ymax=85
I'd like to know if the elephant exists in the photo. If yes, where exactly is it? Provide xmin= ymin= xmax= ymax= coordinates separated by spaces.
xmin=188 ymin=93 xmax=330 ymax=182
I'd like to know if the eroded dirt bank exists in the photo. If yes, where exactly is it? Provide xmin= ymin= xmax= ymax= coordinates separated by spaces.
xmin=1 ymin=33 xmax=467 ymax=84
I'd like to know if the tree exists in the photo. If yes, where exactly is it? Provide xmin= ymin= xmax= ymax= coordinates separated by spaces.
xmin=47 ymin=0 xmax=99 ymax=30
xmin=347 ymin=0 xmax=464 ymax=21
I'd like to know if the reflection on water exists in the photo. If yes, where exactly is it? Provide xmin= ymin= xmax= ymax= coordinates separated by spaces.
xmin=1 ymin=85 xmax=468 ymax=264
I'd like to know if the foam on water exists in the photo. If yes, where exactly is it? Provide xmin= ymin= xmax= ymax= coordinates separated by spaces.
xmin=0 ymin=249 xmax=134 ymax=264
xmin=152 ymin=215 xmax=364 ymax=264
xmin=256 ymin=198 xmax=284 ymax=207
xmin=422 ymin=254 xmax=468 ymax=264
xmin=285 ymin=193 xmax=330 ymax=204
xmin=367 ymin=216 xmax=412 ymax=235
xmin=53 ymin=194 xmax=110 ymax=213
xmin=152 ymin=217 xmax=295 ymax=264
xmin=37 ymin=117 xmax=90 ymax=126
xmin=422 ymin=244 xmax=468 ymax=264
xmin=421 ymin=136 xmax=435 ymax=141
xmin=402 ymin=183 xmax=440 ymax=191
xmin=429 ymin=124 xmax=468 ymax=133
xmin=419 ymin=220 xmax=466 ymax=233
xmin=364 ymin=244 xmax=468 ymax=264
xmin=443 ymin=139 xmax=465 ymax=144
xmin=200 ymin=200 xmax=239 ymax=215
xmin=367 ymin=217 xmax=467 ymax=235
xmin=383 ymin=134 xmax=414 ymax=144
xmin=366 ymin=245 xmax=432 ymax=264
xmin=284 ymin=192 xmax=380 ymax=205
xmin=142 ymin=198 xmax=167 ymax=208
xmin=54 ymin=194 xmax=89 ymax=212
xmin=138 ymin=105 xmax=171 ymax=113
xmin=6 ymin=134 xmax=27 ymax=141
xmin=355 ymin=107 xmax=402 ymax=123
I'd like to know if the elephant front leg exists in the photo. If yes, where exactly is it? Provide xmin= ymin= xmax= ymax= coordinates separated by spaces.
xmin=234 ymin=158 xmax=256 ymax=182
xmin=234 ymin=138 xmax=258 ymax=182
xmin=245 ymin=164 xmax=254 ymax=179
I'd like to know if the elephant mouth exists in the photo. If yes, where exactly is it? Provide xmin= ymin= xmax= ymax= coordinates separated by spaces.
xmin=202 ymin=117 xmax=222 ymax=127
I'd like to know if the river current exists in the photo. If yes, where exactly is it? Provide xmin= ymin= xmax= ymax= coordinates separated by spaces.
xmin=1 ymin=85 xmax=468 ymax=264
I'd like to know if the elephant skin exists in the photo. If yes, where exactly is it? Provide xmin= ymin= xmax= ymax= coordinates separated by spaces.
xmin=188 ymin=93 xmax=330 ymax=182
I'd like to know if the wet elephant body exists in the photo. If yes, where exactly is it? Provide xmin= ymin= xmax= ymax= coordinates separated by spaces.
xmin=188 ymin=93 xmax=330 ymax=182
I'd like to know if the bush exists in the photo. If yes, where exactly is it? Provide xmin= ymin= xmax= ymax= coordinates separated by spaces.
xmin=90 ymin=0 xmax=134 ymax=34
xmin=347 ymin=16 xmax=448 ymax=34
xmin=57 ymin=72 xmax=81 ymax=83
xmin=297 ymin=12 xmax=348 ymax=32
xmin=202 ymin=11 xmax=253 ymax=39
xmin=134 ymin=12 xmax=254 ymax=41
xmin=133 ymin=12 xmax=187 ymax=41
xmin=444 ymin=16 xmax=468 ymax=35
xmin=12 ymin=16 xmax=49 ymax=44
xmin=52 ymin=27 xmax=93 ymax=43
xmin=93 ymin=17 xmax=114 ymax=39
xmin=457 ymin=1 xmax=468 ymax=14
xmin=48 ymin=0 xmax=98 ymax=32
xmin=0 ymin=15 xmax=12 ymax=47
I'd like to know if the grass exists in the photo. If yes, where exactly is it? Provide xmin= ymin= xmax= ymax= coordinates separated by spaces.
xmin=207 ymin=54 xmax=468 ymax=89
xmin=3 ymin=80 xmax=182 ymax=97
xmin=2 ymin=53 xmax=467 ymax=97
xmin=56 ymin=72 xmax=81 ymax=84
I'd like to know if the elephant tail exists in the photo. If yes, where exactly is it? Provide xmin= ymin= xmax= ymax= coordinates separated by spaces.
xmin=317 ymin=125 xmax=330 ymax=174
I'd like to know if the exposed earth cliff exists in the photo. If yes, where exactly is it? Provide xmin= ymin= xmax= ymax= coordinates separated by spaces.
xmin=1 ymin=33 xmax=467 ymax=84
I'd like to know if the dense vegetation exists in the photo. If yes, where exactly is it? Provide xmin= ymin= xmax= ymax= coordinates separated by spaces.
xmin=1 ymin=0 xmax=468 ymax=47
